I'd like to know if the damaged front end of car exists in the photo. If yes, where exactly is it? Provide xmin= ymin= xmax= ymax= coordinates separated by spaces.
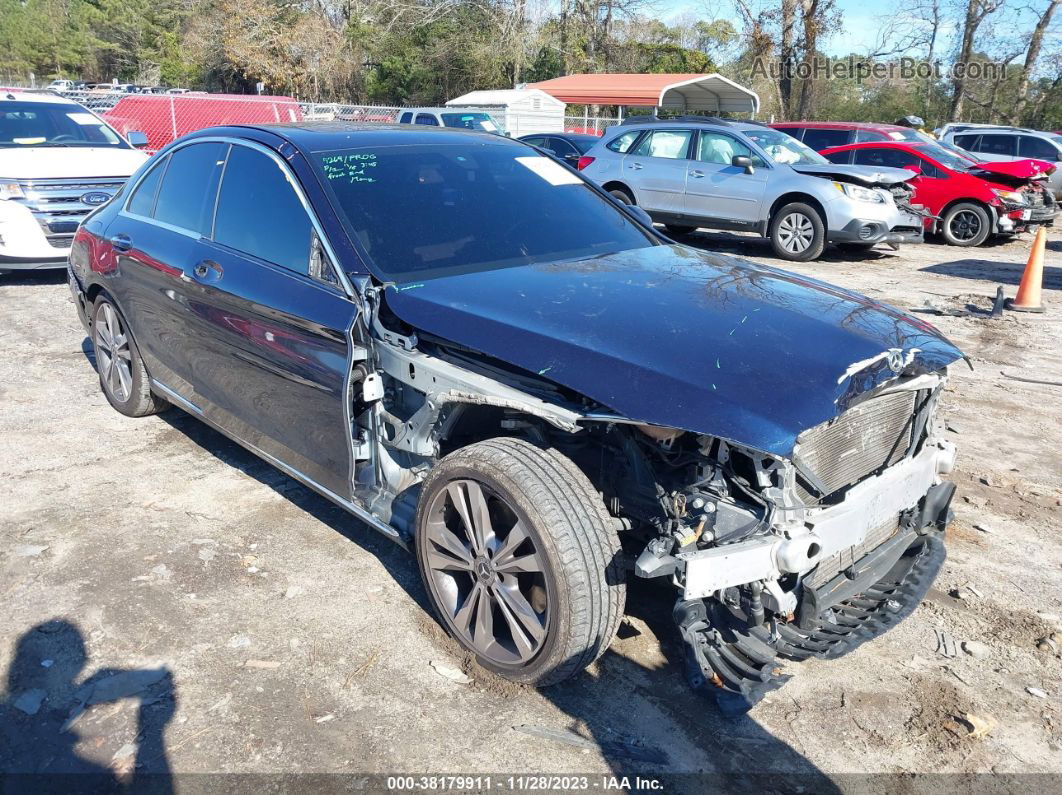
xmin=611 ymin=373 xmax=955 ymax=714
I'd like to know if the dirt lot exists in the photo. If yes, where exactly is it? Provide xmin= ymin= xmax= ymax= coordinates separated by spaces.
xmin=2 ymin=228 xmax=1061 ymax=789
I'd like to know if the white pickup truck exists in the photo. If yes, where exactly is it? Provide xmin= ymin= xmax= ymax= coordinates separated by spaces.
xmin=0 ymin=90 xmax=148 ymax=274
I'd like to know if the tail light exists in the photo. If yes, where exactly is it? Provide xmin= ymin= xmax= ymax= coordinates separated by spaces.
xmin=576 ymin=156 xmax=595 ymax=170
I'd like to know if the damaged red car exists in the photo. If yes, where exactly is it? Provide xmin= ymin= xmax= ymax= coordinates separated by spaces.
xmin=821 ymin=140 xmax=1058 ymax=246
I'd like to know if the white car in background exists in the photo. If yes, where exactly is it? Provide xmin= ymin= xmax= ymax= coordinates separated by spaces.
xmin=0 ymin=90 xmax=148 ymax=274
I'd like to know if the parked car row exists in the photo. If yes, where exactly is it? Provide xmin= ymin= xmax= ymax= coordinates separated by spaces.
xmin=61 ymin=120 xmax=964 ymax=716
xmin=519 ymin=117 xmax=1056 ymax=260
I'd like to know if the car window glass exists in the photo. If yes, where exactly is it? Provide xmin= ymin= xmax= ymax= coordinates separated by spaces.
xmin=415 ymin=114 xmax=440 ymax=126
xmin=695 ymin=131 xmax=760 ymax=166
xmin=153 ymin=142 xmax=226 ymax=234
xmin=606 ymin=130 xmax=641 ymax=153
xmin=631 ymin=130 xmax=692 ymax=159
xmin=854 ymin=129 xmax=888 ymax=142
xmin=853 ymin=148 xmax=923 ymax=171
xmin=954 ymin=134 xmax=979 ymax=150
xmin=549 ymin=138 xmax=577 ymax=157
xmin=977 ymin=134 xmax=1016 ymax=156
xmin=1018 ymin=136 xmax=1060 ymax=161
xmin=800 ymin=128 xmax=850 ymax=150
xmin=522 ymin=136 xmax=545 ymax=147
xmin=126 ymin=155 xmax=167 ymax=216
xmin=824 ymin=150 xmax=852 ymax=164
xmin=213 ymin=145 xmax=313 ymax=275
xmin=776 ymin=127 xmax=805 ymax=140
xmin=399 ymin=112 xmax=413 ymax=124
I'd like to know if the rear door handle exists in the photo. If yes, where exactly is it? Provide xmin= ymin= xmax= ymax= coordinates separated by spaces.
xmin=192 ymin=259 xmax=223 ymax=281
xmin=629 ymin=163 xmax=643 ymax=170
xmin=110 ymin=234 xmax=131 ymax=252
xmin=690 ymin=170 xmax=706 ymax=178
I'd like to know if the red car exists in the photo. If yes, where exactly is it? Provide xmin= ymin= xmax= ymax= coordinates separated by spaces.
xmin=820 ymin=140 xmax=1057 ymax=246
xmin=771 ymin=121 xmax=929 ymax=150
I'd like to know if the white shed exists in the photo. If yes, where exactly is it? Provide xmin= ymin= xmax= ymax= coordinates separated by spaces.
xmin=444 ymin=89 xmax=565 ymax=137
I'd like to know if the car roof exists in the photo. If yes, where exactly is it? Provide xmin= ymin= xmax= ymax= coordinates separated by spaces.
xmin=0 ymin=89 xmax=78 ymax=106
xmin=771 ymin=121 xmax=910 ymax=132
xmin=821 ymin=141 xmax=922 ymax=151
xmin=184 ymin=121 xmax=527 ymax=154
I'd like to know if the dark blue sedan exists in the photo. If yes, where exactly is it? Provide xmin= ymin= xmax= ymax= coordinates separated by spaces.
xmin=68 ymin=123 xmax=963 ymax=711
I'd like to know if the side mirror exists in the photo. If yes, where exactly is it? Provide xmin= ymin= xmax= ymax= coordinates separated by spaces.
xmin=127 ymin=131 xmax=148 ymax=148
xmin=627 ymin=205 xmax=653 ymax=228
xmin=732 ymin=155 xmax=755 ymax=174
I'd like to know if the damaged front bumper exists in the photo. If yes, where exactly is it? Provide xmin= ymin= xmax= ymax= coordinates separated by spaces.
xmin=827 ymin=217 xmax=925 ymax=246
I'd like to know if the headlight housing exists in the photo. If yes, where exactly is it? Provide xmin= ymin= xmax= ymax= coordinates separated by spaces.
xmin=991 ymin=187 xmax=1027 ymax=205
xmin=0 ymin=180 xmax=25 ymax=200
xmin=833 ymin=181 xmax=885 ymax=203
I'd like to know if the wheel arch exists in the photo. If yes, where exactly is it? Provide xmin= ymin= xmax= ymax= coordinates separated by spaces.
xmin=601 ymin=181 xmax=636 ymax=203
xmin=937 ymin=197 xmax=996 ymax=237
xmin=768 ymin=193 xmax=827 ymax=229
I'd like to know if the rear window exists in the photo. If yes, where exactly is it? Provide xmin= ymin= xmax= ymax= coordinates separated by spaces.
xmin=440 ymin=113 xmax=499 ymax=133
xmin=630 ymin=130 xmax=692 ymax=159
xmin=311 ymin=143 xmax=654 ymax=281
xmin=954 ymin=134 xmax=979 ymax=150
xmin=606 ymin=130 xmax=642 ymax=153
xmin=800 ymin=128 xmax=851 ymax=151
xmin=977 ymin=134 xmax=1017 ymax=156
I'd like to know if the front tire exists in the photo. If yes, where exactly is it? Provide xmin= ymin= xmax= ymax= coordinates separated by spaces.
xmin=769 ymin=202 xmax=825 ymax=261
xmin=941 ymin=202 xmax=991 ymax=246
xmin=91 ymin=295 xmax=166 ymax=417
xmin=665 ymin=224 xmax=697 ymax=236
xmin=415 ymin=438 xmax=625 ymax=686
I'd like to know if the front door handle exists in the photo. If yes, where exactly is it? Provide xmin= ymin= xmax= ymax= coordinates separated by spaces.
xmin=192 ymin=259 xmax=223 ymax=281
xmin=110 ymin=234 xmax=131 ymax=252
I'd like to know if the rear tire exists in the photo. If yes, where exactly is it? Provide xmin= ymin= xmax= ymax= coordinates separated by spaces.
xmin=941 ymin=202 xmax=991 ymax=247
xmin=608 ymin=187 xmax=635 ymax=205
xmin=91 ymin=295 xmax=167 ymax=418
xmin=769 ymin=202 xmax=825 ymax=261
xmin=415 ymin=438 xmax=625 ymax=686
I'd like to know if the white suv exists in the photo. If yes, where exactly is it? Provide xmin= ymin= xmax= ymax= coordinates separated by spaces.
xmin=0 ymin=90 xmax=148 ymax=274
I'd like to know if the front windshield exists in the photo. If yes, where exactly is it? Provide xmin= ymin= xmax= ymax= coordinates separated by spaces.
xmin=313 ymin=142 xmax=656 ymax=281
xmin=0 ymin=102 xmax=126 ymax=148
xmin=440 ymin=113 xmax=500 ymax=133
xmin=742 ymin=128 xmax=829 ymax=165
xmin=910 ymin=142 xmax=977 ymax=171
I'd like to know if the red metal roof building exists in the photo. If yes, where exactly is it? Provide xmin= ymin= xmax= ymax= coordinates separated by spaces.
xmin=527 ymin=73 xmax=759 ymax=114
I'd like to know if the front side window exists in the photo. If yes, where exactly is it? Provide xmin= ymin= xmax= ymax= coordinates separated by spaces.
xmin=311 ymin=143 xmax=655 ymax=281
xmin=630 ymin=130 xmax=693 ymax=159
xmin=824 ymin=149 xmax=852 ymax=164
xmin=153 ymin=142 xmax=226 ymax=234
xmin=977 ymin=134 xmax=1017 ymax=156
xmin=742 ymin=128 xmax=828 ymax=165
xmin=801 ymin=128 xmax=850 ymax=150
xmin=213 ymin=145 xmax=313 ymax=275
xmin=0 ymin=102 xmax=127 ymax=148
xmin=695 ymin=131 xmax=761 ymax=166
xmin=1018 ymin=136 xmax=1061 ymax=161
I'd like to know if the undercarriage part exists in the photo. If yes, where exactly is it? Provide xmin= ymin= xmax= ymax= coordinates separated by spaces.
xmin=676 ymin=532 xmax=946 ymax=715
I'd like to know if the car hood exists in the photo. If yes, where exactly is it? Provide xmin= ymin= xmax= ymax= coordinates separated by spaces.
xmin=790 ymin=162 xmax=916 ymax=186
xmin=970 ymin=158 xmax=1056 ymax=182
xmin=0 ymin=146 xmax=147 ymax=179
xmin=385 ymin=245 xmax=963 ymax=457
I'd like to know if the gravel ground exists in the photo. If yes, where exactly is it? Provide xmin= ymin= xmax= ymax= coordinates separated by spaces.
xmin=1 ymin=228 xmax=1061 ymax=789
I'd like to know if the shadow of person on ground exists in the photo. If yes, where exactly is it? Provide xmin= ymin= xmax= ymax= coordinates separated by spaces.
xmin=0 ymin=620 xmax=176 ymax=792
xmin=673 ymin=229 xmax=891 ymax=265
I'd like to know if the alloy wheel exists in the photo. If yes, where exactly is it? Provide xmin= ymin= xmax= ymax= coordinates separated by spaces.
xmin=950 ymin=210 xmax=982 ymax=241
xmin=95 ymin=303 xmax=132 ymax=403
xmin=422 ymin=479 xmax=551 ymax=666
xmin=777 ymin=212 xmax=814 ymax=253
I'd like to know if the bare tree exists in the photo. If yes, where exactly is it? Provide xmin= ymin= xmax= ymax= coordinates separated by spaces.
xmin=1008 ymin=0 xmax=1061 ymax=122
xmin=949 ymin=0 xmax=1006 ymax=120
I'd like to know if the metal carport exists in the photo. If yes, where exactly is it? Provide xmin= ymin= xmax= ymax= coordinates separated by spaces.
xmin=527 ymin=73 xmax=760 ymax=115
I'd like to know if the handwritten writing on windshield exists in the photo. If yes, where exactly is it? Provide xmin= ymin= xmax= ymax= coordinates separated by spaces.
xmin=320 ymin=153 xmax=378 ymax=183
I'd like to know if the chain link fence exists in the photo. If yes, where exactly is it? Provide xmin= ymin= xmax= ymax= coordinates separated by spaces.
xmin=4 ymin=85 xmax=622 ymax=149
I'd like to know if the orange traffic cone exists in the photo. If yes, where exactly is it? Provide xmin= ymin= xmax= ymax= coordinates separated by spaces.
xmin=1005 ymin=226 xmax=1047 ymax=313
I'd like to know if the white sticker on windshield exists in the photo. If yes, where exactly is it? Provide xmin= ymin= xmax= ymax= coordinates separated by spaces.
xmin=481 ymin=120 xmax=498 ymax=132
xmin=67 ymin=112 xmax=102 ymax=126
xmin=515 ymin=156 xmax=582 ymax=186
xmin=888 ymin=131 xmax=905 ymax=140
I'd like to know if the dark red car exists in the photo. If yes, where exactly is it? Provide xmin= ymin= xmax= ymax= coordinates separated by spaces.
xmin=820 ymin=140 xmax=1057 ymax=246
xmin=771 ymin=121 xmax=927 ymax=150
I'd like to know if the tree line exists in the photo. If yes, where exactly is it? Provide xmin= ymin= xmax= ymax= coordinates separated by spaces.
xmin=0 ymin=0 xmax=1058 ymax=128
